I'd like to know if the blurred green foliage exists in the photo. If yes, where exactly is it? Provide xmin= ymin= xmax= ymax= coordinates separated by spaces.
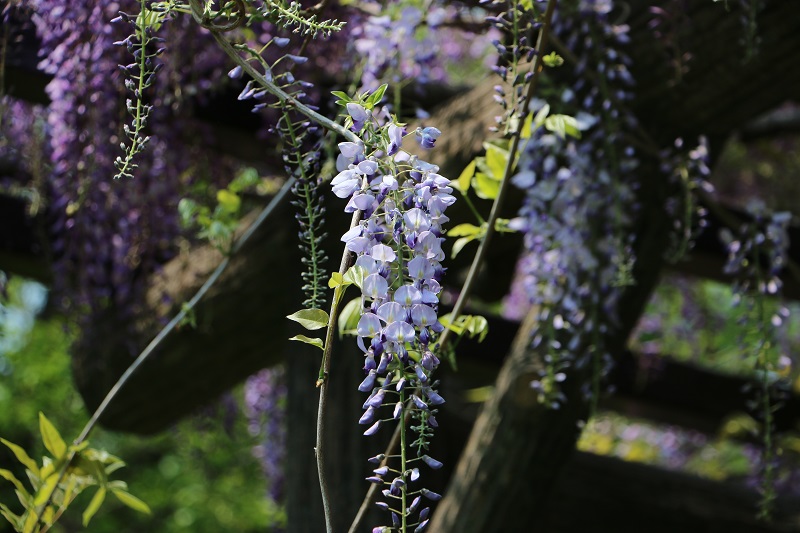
xmin=0 ymin=279 xmax=283 ymax=532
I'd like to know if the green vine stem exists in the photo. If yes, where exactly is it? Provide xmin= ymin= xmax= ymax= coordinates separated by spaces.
xmin=187 ymin=0 xmax=359 ymax=145
xmin=31 ymin=177 xmax=296 ymax=527
xmin=316 ymin=209 xmax=361 ymax=533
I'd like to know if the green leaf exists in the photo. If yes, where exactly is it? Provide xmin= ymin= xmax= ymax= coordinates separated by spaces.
xmin=451 ymin=236 xmax=478 ymax=258
xmin=338 ymin=298 xmax=362 ymax=337
xmin=0 ymin=503 xmax=20 ymax=529
xmin=542 ymin=51 xmax=564 ymax=67
xmin=484 ymin=143 xmax=509 ymax=180
xmin=331 ymin=91 xmax=352 ymax=106
xmin=343 ymin=265 xmax=368 ymax=289
xmin=33 ymin=474 xmax=59 ymax=507
xmin=473 ymin=172 xmax=500 ymax=200
xmin=111 ymin=488 xmax=151 ymax=515
xmin=0 ymin=469 xmax=28 ymax=495
xmin=453 ymin=160 xmax=475 ymax=193
xmin=216 ymin=189 xmax=241 ymax=214
xmin=286 ymin=309 xmax=330 ymax=331
xmin=289 ymin=335 xmax=324 ymax=350
xmin=21 ymin=509 xmax=37 ymax=533
xmin=448 ymin=223 xmax=484 ymax=238
xmin=367 ymin=84 xmax=388 ymax=107
xmin=465 ymin=315 xmax=489 ymax=342
xmin=82 ymin=486 xmax=106 ymax=527
xmin=545 ymin=114 xmax=581 ymax=139
xmin=328 ymin=271 xmax=345 ymax=289
xmin=39 ymin=413 xmax=67 ymax=460
xmin=522 ymin=104 xmax=550 ymax=139
xmin=1 ymin=438 xmax=39 ymax=477
xmin=438 ymin=313 xmax=464 ymax=335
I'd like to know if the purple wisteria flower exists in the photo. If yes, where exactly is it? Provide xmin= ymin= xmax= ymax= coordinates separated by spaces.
xmin=331 ymin=109 xmax=451 ymax=529
xmin=416 ymin=127 xmax=441 ymax=149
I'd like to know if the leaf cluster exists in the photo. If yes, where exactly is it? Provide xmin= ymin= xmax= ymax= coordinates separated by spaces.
xmin=0 ymin=414 xmax=149 ymax=532
xmin=178 ymin=167 xmax=262 ymax=252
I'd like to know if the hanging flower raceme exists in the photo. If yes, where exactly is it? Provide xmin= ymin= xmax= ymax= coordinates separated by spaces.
xmin=331 ymin=100 xmax=452 ymax=531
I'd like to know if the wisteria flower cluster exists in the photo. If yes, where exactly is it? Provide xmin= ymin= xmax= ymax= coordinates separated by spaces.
xmin=331 ymin=100 xmax=452 ymax=531
xmin=720 ymin=200 xmax=792 ymax=517
xmin=508 ymin=0 xmax=639 ymax=407
xmin=662 ymin=136 xmax=714 ymax=262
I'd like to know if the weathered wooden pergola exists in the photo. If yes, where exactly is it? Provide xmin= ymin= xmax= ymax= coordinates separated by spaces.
xmin=3 ymin=1 xmax=800 ymax=531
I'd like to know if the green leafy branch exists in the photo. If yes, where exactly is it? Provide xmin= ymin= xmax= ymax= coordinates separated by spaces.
xmin=178 ymin=167 xmax=261 ymax=252
xmin=0 ymin=414 xmax=149 ymax=533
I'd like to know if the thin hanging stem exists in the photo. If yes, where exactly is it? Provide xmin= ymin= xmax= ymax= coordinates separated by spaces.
xmin=316 ymin=210 xmax=361 ymax=533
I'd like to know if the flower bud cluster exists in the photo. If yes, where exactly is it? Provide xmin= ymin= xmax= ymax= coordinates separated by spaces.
xmin=332 ymin=102 xmax=452 ymax=531
xmin=112 ymin=8 xmax=167 ymax=179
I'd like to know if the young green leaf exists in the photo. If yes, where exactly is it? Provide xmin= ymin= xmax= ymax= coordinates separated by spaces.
xmin=331 ymin=91 xmax=352 ymax=106
xmin=39 ymin=413 xmax=67 ymax=460
xmin=484 ymin=143 xmax=509 ymax=181
xmin=1 ymin=439 xmax=39 ymax=477
xmin=289 ymin=335 xmax=324 ymax=350
xmin=522 ymin=103 xmax=550 ymax=139
xmin=451 ymin=236 xmax=478 ymax=258
xmin=216 ymin=189 xmax=241 ymax=214
xmin=337 ymin=297 xmax=362 ymax=337
xmin=286 ymin=308 xmax=330 ymax=330
xmin=545 ymin=114 xmax=581 ymax=139
xmin=0 ymin=502 xmax=21 ymax=530
xmin=82 ymin=486 xmax=106 ymax=526
xmin=328 ymin=271 xmax=345 ymax=289
xmin=343 ymin=265 xmax=368 ymax=289
xmin=453 ymin=160 xmax=476 ymax=193
xmin=0 ymin=469 xmax=28 ymax=495
xmin=448 ymin=223 xmax=485 ymax=238
xmin=33 ymin=474 xmax=59 ymax=507
xmin=111 ymin=488 xmax=152 ymax=515
xmin=367 ymin=84 xmax=388 ymax=106
xmin=473 ymin=172 xmax=500 ymax=200
xmin=542 ymin=51 xmax=564 ymax=67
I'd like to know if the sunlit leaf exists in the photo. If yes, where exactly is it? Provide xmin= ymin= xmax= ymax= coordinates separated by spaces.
xmin=367 ymin=84 xmax=388 ymax=107
xmin=484 ymin=143 xmax=509 ymax=180
xmin=111 ymin=489 xmax=151 ymax=515
xmin=473 ymin=172 xmax=500 ymax=200
xmin=454 ymin=160 xmax=476 ymax=193
xmin=448 ymin=223 xmax=484 ymax=238
xmin=286 ymin=308 xmax=330 ymax=330
xmin=0 ymin=469 xmax=28 ymax=495
xmin=216 ymin=189 xmax=241 ymax=214
xmin=22 ymin=509 xmax=37 ymax=533
xmin=328 ymin=271 xmax=344 ymax=289
xmin=0 ymin=439 xmax=39 ymax=477
xmin=0 ymin=503 xmax=20 ymax=529
xmin=289 ymin=335 xmax=324 ymax=350
xmin=338 ymin=298 xmax=362 ymax=337
xmin=39 ymin=413 xmax=67 ymax=460
xmin=33 ymin=474 xmax=59 ymax=507
xmin=451 ymin=236 xmax=478 ymax=258
xmin=82 ymin=486 xmax=106 ymax=526
xmin=545 ymin=114 xmax=581 ymax=139
xmin=343 ymin=265 xmax=368 ymax=289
